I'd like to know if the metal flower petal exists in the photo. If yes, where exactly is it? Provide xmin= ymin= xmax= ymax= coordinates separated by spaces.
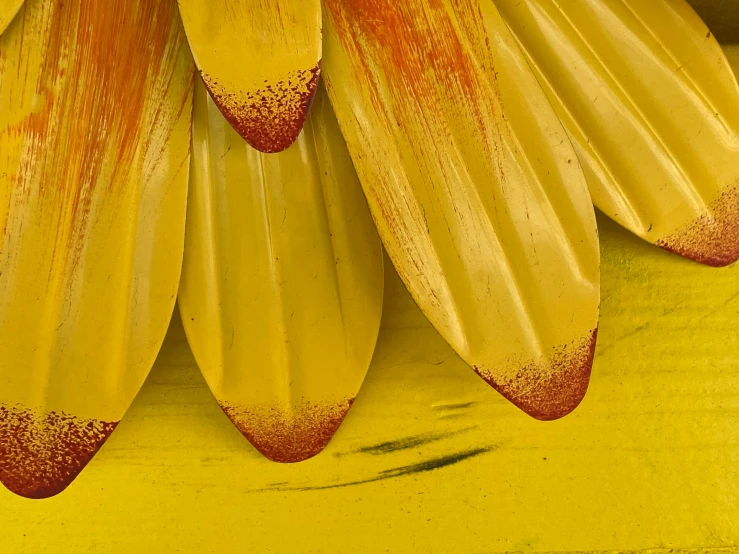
xmin=0 ymin=0 xmax=193 ymax=498
xmin=178 ymin=0 xmax=322 ymax=153
xmin=495 ymin=0 xmax=739 ymax=266
xmin=179 ymin=80 xmax=384 ymax=462
xmin=323 ymin=0 xmax=600 ymax=420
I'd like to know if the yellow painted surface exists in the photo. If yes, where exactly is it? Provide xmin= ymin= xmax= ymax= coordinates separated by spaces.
xmin=0 ymin=0 xmax=23 ymax=34
xmin=0 ymin=0 xmax=193 ymax=498
xmin=179 ymin=79 xmax=383 ymax=462
xmin=1 ymin=213 xmax=739 ymax=551
xmin=0 ymin=3 xmax=737 ymax=553
xmin=323 ymin=0 xmax=600 ymax=421
xmin=178 ymin=0 xmax=321 ymax=153
xmin=496 ymin=0 xmax=739 ymax=266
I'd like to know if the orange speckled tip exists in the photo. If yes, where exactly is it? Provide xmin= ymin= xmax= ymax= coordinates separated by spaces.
xmin=220 ymin=399 xmax=354 ymax=463
xmin=475 ymin=328 xmax=598 ymax=421
xmin=0 ymin=405 xmax=117 ymax=499
xmin=656 ymin=183 xmax=739 ymax=268
xmin=201 ymin=63 xmax=321 ymax=154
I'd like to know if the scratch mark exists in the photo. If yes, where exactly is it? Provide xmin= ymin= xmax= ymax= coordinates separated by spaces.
xmin=254 ymin=445 xmax=499 ymax=492
xmin=354 ymin=426 xmax=476 ymax=456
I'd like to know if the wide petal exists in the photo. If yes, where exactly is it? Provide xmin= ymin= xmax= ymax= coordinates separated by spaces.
xmin=178 ymin=80 xmax=384 ymax=462
xmin=323 ymin=0 xmax=600 ymax=420
xmin=495 ymin=0 xmax=739 ymax=266
xmin=0 ymin=0 xmax=193 ymax=498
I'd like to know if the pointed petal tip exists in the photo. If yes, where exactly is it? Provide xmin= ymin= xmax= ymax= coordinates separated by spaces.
xmin=202 ymin=62 xmax=322 ymax=154
xmin=656 ymin=183 xmax=739 ymax=268
xmin=475 ymin=327 xmax=598 ymax=421
xmin=0 ymin=405 xmax=117 ymax=499
xmin=220 ymin=398 xmax=353 ymax=463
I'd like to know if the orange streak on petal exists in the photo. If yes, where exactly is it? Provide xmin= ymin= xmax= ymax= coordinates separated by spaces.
xmin=324 ymin=0 xmax=500 ymax=141
xmin=3 ymin=0 xmax=187 ymax=274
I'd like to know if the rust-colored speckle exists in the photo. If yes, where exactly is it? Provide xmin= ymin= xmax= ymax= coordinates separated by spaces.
xmin=656 ymin=182 xmax=739 ymax=267
xmin=220 ymin=399 xmax=353 ymax=463
xmin=475 ymin=328 xmax=598 ymax=421
xmin=0 ymin=404 xmax=117 ymax=499
xmin=202 ymin=63 xmax=321 ymax=154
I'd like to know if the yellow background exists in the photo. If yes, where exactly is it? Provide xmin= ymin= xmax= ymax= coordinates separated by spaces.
xmin=3 ymin=214 xmax=739 ymax=552
xmin=2 ymin=5 xmax=739 ymax=554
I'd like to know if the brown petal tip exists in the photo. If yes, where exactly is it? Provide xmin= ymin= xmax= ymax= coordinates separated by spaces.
xmin=0 ymin=404 xmax=118 ymax=499
xmin=475 ymin=328 xmax=598 ymax=421
xmin=202 ymin=62 xmax=321 ymax=154
xmin=656 ymin=182 xmax=739 ymax=267
xmin=220 ymin=399 xmax=353 ymax=463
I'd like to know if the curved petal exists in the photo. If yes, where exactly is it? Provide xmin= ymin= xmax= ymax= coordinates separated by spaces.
xmin=323 ymin=0 xmax=600 ymax=420
xmin=0 ymin=0 xmax=193 ymax=498
xmin=495 ymin=0 xmax=739 ymax=266
xmin=178 ymin=80 xmax=384 ymax=462
xmin=178 ymin=0 xmax=322 ymax=154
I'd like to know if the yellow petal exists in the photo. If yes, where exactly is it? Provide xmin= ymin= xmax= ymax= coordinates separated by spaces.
xmin=496 ymin=0 xmax=739 ymax=266
xmin=178 ymin=0 xmax=321 ymax=154
xmin=0 ymin=0 xmax=23 ymax=35
xmin=0 ymin=0 xmax=193 ymax=498
xmin=178 ymin=80 xmax=384 ymax=462
xmin=323 ymin=0 xmax=600 ymax=420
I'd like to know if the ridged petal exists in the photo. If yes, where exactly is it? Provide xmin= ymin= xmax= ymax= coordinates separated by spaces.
xmin=0 ymin=0 xmax=193 ymax=498
xmin=323 ymin=0 xmax=600 ymax=420
xmin=178 ymin=80 xmax=384 ymax=462
xmin=495 ymin=0 xmax=739 ymax=266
